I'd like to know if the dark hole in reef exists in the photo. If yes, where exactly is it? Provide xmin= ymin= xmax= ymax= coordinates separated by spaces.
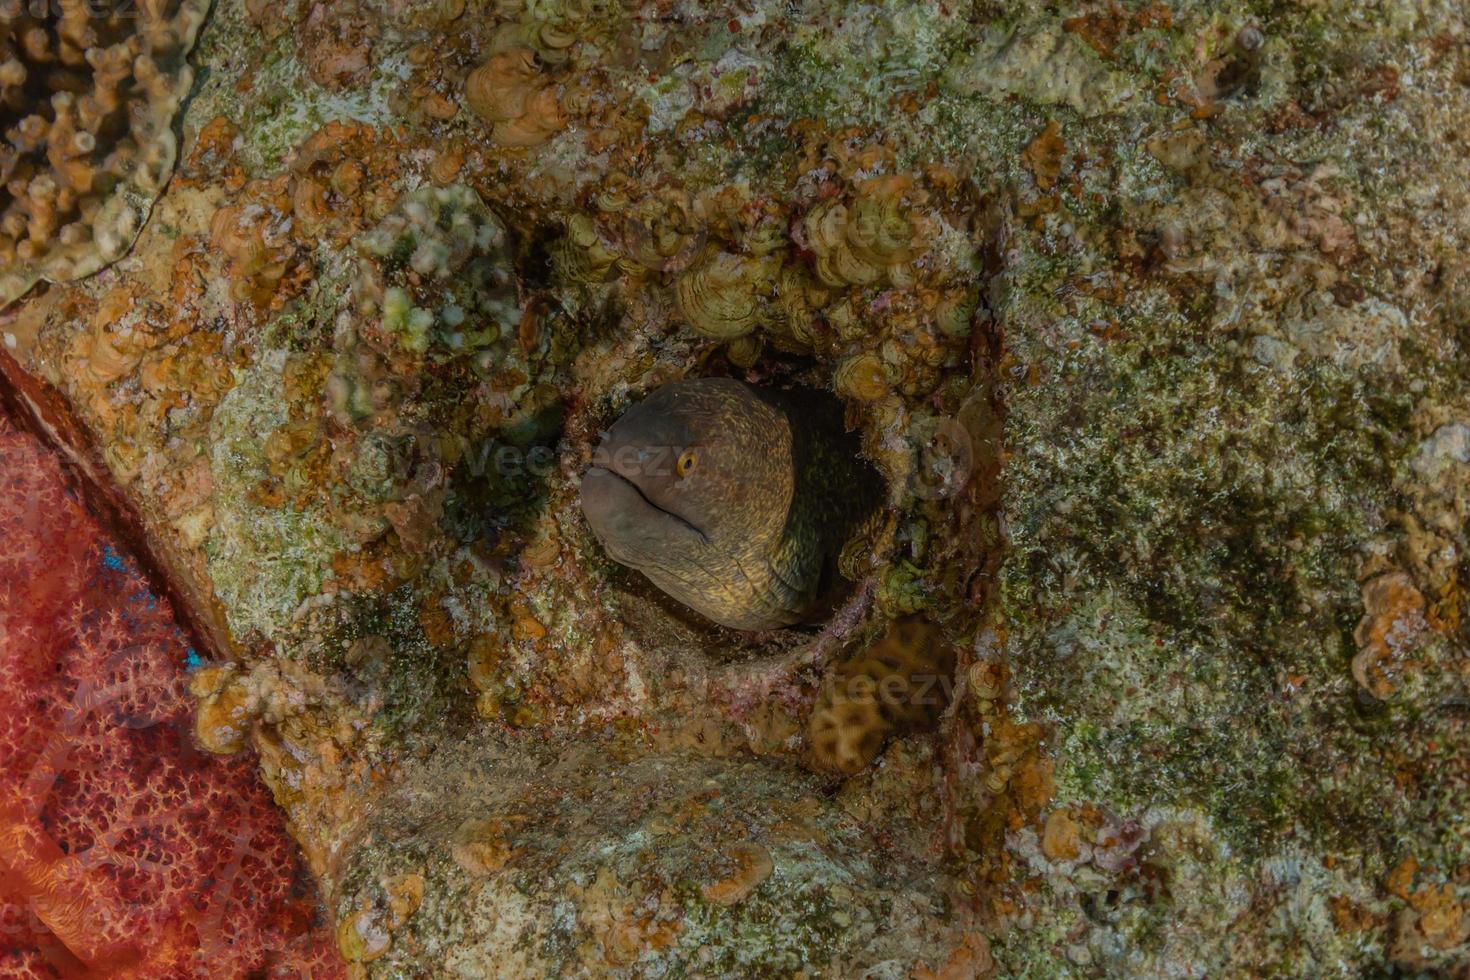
xmin=600 ymin=557 xmax=821 ymax=663
xmin=719 ymin=347 xmax=828 ymax=389
xmin=441 ymin=400 xmax=567 ymax=547
xmin=513 ymin=218 xmax=561 ymax=295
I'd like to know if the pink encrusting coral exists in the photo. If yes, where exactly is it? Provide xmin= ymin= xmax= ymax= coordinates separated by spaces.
xmin=0 ymin=414 xmax=342 ymax=979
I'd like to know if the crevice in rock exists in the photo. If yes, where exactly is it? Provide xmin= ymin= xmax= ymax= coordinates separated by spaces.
xmin=0 ymin=346 xmax=229 ymax=664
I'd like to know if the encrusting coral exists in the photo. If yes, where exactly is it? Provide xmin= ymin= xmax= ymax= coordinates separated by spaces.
xmin=699 ymin=841 xmax=775 ymax=907
xmin=808 ymin=616 xmax=956 ymax=775
xmin=675 ymin=248 xmax=779 ymax=340
xmin=0 ymin=0 xmax=213 ymax=307
xmin=463 ymin=47 xmax=566 ymax=149
xmin=802 ymin=176 xmax=922 ymax=289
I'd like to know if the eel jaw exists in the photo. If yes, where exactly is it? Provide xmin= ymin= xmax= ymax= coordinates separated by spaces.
xmin=580 ymin=467 xmax=709 ymax=568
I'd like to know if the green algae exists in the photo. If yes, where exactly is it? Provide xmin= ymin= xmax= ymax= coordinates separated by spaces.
xmin=764 ymin=0 xmax=970 ymax=127
xmin=206 ymin=347 xmax=353 ymax=642
xmin=1002 ymin=318 xmax=1415 ymax=849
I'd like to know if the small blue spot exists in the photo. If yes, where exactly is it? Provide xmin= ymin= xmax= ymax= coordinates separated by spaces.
xmin=101 ymin=545 xmax=125 ymax=571
xmin=185 ymin=649 xmax=204 ymax=671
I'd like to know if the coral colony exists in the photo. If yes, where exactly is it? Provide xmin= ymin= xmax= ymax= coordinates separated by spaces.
xmin=1 ymin=0 xmax=1469 ymax=975
xmin=0 ymin=415 xmax=339 ymax=977
xmin=0 ymin=0 xmax=211 ymax=306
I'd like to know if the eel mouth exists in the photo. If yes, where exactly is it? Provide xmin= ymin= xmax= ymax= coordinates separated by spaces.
xmin=581 ymin=466 xmax=709 ymax=545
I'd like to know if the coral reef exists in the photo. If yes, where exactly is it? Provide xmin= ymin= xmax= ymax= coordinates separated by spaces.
xmin=333 ymin=734 xmax=976 ymax=976
xmin=0 ymin=0 xmax=1466 ymax=974
xmin=808 ymin=616 xmax=956 ymax=775
xmin=463 ymin=48 xmax=567 ymax=149
xmin=0 ymin=413 xmax=339 ymax=977
xmin=0 ymin=0 xmax=213 ymax=307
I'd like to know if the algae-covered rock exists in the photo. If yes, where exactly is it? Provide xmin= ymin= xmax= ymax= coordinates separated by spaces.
xmin=332 ymin=735 xmax=971 ymax=976
xmin=0 ymin=0 xmax=1467 ymax=976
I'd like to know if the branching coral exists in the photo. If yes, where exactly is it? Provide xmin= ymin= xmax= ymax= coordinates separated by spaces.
xmin=0 ymin=415 xmax=340 ymax=978
xmin=0 ymin=0 xmax=213 ymax=307
xmin=349 ymin=183 xmax=518 ymax=360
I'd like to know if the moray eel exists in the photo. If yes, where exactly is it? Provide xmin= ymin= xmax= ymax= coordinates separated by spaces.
xmin=580 ymin=378 xmax=881 ymax=631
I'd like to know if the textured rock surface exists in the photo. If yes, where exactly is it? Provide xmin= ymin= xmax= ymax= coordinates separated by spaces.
xmin=334 ymin=735 xmax=970 ymax=975
xmin=0 ymin=0 xmax=1466 ymax=976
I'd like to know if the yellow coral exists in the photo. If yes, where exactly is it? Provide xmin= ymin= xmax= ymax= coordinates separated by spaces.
xmin=756 ymin=265 xmax=830 ymax=352
xmin=465 ymin=49 xmax=539 ymax=123
xmin=493 ymin=0 xmax=610 ymax=65
xmin=808 ymin=617 xmax=955 ymax=775
xmin=617 ymin=186 xmax=706 ymax=274
xmin=450 ymin=815 xmax=526 ymax=876
xmin=464 ymin=48 xmax=567 ymax=148
xmin=210 ymin=204 xmax=293 ymax=306
xmin=189 ymin=664 xmax=257 ymax=756
xmin=495 ymin=85 xmax=568 ymax=148
xmin=336 ymin=905 xmax=392 ymax=964
xmin=70 ymin=300 xmax=158 ymax=387
xmin=834 ymin=350 xmax=891 ymax=402
xmin=674 ymin=249 xmax=777 ymax=340
xmin=807 ymin=687 xmax=891 ymax=776
xmin=383 ymin=872 xmax=426 ymax=928
xmin=336 ymin=871 xmax=424 ymax=965
xmin=291 ymin=175 xmax=332 ymax=235
xmin=554 ymin=213 xmax=620 ymax=284
xmin=803 ymin=176 xmax=921 ymax=289
xmin=0 ymin=0 xmax=213 ymax=306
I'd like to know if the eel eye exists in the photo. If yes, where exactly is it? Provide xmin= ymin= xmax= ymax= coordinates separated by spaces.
xmin=677 ymin=449 xmax=698 ymax=477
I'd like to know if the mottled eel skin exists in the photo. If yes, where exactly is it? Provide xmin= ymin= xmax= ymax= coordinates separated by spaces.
xmin=580 ymin=378 xmax=881 ymax=631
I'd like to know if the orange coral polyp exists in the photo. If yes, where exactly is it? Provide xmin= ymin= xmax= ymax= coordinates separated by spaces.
xmin=0 ymin=801 xmax=149 ymax=973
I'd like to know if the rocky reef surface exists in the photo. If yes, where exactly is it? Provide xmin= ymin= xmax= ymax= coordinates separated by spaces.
xmin=1 ymin=0 xmax=1468 ymax=976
